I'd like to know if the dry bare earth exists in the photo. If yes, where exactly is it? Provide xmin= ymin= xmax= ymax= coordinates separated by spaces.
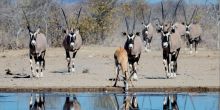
xmin=0 ymin=46 xmax=219 ymax=92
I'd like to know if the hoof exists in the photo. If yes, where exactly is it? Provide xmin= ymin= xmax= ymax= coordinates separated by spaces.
xmin=71 ymin=68 xmax=75 ymax=72
xmin=166 ymin=72 xmax=171 ymax=78
xmin=40 ymin=72 xmax=43 ymax=77
xmin=132 ymin=73 xmax=138 ymax=81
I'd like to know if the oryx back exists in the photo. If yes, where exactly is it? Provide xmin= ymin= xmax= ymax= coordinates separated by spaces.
xmin=170 ymin=31 xmax=181 ymax=52
xmin=35 ymin=33 xmax=47 ymax=54
xmin=189 ymin=24 xmax=202 ymax=39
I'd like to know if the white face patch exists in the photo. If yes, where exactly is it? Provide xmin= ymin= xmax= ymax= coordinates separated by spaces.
xmin=163 ymin=42 xmax=168 ymax=47
xmin=145 ymin=31 xmax=148 ymax=35
xmin=70 ymin=42 xmax=75 ymax=47
xmin=129 ymin=44 xmax=133 ymax=49
xmin=186 ymin=31 xmax=190 ymax=34
xmin=31 ymin=40 xmax=36 ymax=45
xmin=159 ymin=25 xmax=163 ymax=30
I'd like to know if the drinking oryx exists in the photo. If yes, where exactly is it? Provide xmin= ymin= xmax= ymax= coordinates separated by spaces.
xmin=61 ymin=7 xmax=82 ymax=73
xmin=123 ymin=12 xmax=143 ymax=81
xmin=156 ymin=0 xmax=182 ymax=78
xmin=22 ymin=10 xmax=47 ymax=78
xmin=183 ymin=6 xmax=202 ymax=54
xmin=141 ymin=9 xmax=155 ymax=52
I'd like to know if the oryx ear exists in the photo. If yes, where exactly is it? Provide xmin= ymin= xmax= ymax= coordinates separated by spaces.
xmin=181 ymin=22 xmax=185 ymax=25
xmin=35 ymin=28 xmax=40 ymax=34
xmin=136 ymin=32 xmax=140 ymax=36
xmin=142 ymin=22 xmax=147 ymax=27
xmin=62 ymin=29 xmax=67 ymax=34
xmin=122 ymin=32 xmax=127 ymax=36
xmin=188 ymin=24 xmax=191 ymax=27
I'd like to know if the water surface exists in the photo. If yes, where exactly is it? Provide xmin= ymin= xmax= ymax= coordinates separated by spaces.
xmin=0 ymin=92 xmax=219 ymax=110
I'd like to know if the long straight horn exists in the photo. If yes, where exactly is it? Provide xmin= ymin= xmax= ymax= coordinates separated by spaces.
xmin=75 ymin=7 xmax=82 ymax=28
xmin=182 ymin=5 xmax=188 ymax=25
xmin=141 ymin=8 xmax=146 ymax=24
xmin=189 ymin=6 xmax=198 ymax=24
xmin=161 ymin=2 xmax=165 ymax=22
xmin=125 ymin=17 xmax=130 ymax=33
xmin=172 ymin=0 xmax=183 ymax=24
xmin=147 ymin=9 xmax=151 ymax=24
xmin=22 ymin=9 xmax=31 ymax=32
xmin=132 ymin=10 xmax=136 ymax=33
xmin=61 ymin=8 xmax=69 ymax=30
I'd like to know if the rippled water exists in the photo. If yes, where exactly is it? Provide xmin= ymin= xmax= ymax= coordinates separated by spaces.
xmin=0 ymin=92 xmax=219 ymax=110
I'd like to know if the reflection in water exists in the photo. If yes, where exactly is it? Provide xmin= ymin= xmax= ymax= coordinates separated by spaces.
xmin=163 ymin=94 xmax=179 ymax=110
xmin=122 ymin=93 xmax=139 ymax=110
xmin=63 ymin=94 xmax=80 ymax=110
xmin=0 ymin=92 xmax=218 ymax=110
xmin=29 ymin=94 xmax=45 ymax=110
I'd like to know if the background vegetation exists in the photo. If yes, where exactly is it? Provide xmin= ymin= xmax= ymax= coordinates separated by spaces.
xmin=0 ymin=0 xmax=219 ymax=50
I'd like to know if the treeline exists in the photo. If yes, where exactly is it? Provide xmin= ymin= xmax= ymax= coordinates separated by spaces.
xmin=0 ymin=0 xmax=219 ymax=50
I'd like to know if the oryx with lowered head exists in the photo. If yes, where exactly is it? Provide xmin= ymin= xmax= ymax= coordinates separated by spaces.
xmin=22 ymin=10 xmax=47 ymax=78
xmin=183 ymin=6 xmax=202 ymax=54
xmin=61 ymin=7 xmax=82 ymax=73
xmin=141 ymin=8 xmax=155 ymax=52
xmin=123 ymin=11 xmax=143 ymax=81
xmin=156 ymin=0 xmax=182 ymax=78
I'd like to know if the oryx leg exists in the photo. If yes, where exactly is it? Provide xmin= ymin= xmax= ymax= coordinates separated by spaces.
xmin=195 ymin=40 xmax=198 ymax=54
xmin=29 ymin=55 xmax=35 ymax=77
xmin=144 ymin=42 xmax=149 ymax=52
xmin=66 ymin=50 xmax=71 ymax=72
xmin=163 ymin=59 xmax=170 ymax=78
xmin=71 ymin=51 xmax=77 ymax=72
xmin=163 ymin=52 xmax=170 ymax=78
xmin=113 ymin=64 xmax=120 ymax=87
xmin=35 ymin=56 xmax=40 ymax=78
xmin=39 ymin=55 xmax=44 ymax=77
xmin=130 ymin=62 xmax=138 ymax=81
xmin=188 ymin=38 xmax=193 ymax=54
xmin=41 ymin=51 xmax=46 ymax=70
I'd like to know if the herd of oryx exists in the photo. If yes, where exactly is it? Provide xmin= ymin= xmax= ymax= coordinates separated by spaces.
xmin=21 ymin=0 xmax=202 ymax=90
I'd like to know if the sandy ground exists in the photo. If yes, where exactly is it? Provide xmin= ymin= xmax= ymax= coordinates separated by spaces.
xmin=0 ymin=46 xmax=219 ymax=92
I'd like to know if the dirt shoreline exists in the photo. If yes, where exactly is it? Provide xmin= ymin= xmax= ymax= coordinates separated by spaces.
xmin=0 ymin=46 xmax=219 ymax=93
xmin=0 ymin=86 xmax=219 ymax=93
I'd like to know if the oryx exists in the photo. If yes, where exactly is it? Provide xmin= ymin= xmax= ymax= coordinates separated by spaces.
xmin=183 ymin=6 xmax=202 ymax=54
xmin=22 ymin=10 xmax=47 ymax=78
xmin=123 ymin=11 xmax=143 ymax=81
xmin=141 ymin=9 xmax=155 ymax=52
xmin=156 ymin=0 xmax=182 ymax=78
xmin=61 ymin=7 xmax=82 ymax=73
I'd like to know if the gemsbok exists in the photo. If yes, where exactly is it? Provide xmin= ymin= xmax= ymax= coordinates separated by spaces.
xmin=123 ymin=12 xmax=143 ymax=81
xmin=141 ymin=9 xmax=155 ymax=52
xmin=113 ymin=47 xmax=134 ymax=91
xmin=156 ymin=0 xmax=182 ymax=78
xmin=22 ymin=10 xmax=47 ymax=78
xmin=61 ymin=8 xmax=82 ymax=73
xmin=183 ymin=6 xmax=202 ymax=54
